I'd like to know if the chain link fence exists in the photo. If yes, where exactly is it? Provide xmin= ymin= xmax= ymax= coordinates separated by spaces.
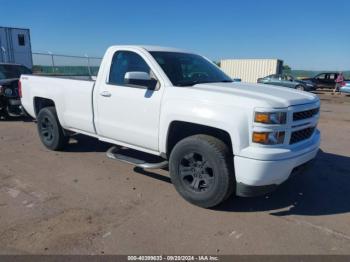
xmin=32 ymin=52 xmax=102 ymax=76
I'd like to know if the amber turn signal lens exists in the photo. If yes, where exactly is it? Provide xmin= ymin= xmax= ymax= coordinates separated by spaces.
xmin=255 ymin=113 xmax=269 ymax=123
xmin=252 ymin=131 xmax=285 ymax=145
xmin=252 ymin=132 xmax=269 ymax=143
xmin=254 ymin=112 xmax=287 ymax=124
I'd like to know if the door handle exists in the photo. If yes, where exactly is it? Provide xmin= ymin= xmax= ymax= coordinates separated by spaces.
xmin=100 ymin=91 xmax=112 ymax=97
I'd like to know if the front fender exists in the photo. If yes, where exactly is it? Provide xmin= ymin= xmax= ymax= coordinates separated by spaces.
xmin=159 ymin=98 xmax=251 ymax=156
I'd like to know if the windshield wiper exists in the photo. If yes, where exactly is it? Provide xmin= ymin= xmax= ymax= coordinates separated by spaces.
xmin=176 ymin=79 xmax=233 ymax=86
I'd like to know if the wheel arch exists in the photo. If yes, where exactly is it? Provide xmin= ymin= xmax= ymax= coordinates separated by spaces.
xmin=165 ymin=120 xmax=233 ymax=158
xmin=33 ymin=97 xmax=55 ymax=117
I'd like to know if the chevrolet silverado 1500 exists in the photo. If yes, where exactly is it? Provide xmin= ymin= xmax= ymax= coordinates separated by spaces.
xmin=20 ymin=46 xmax=320 ymax=208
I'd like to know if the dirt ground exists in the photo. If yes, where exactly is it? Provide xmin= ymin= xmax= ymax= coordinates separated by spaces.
xmin=0 ymin=92 xmax=350 ymax=255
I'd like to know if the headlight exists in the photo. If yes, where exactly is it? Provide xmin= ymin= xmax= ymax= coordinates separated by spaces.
xmin=252 ymin=131 xmax=285 ymax=145
xmin=306 ymin=83 xmax=314 ymax=87
xmin=254 ymin=112 xmax=287 ymax=124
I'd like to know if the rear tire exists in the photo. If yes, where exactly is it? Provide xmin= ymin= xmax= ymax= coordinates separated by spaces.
xmin=169 ymin=135 xmax=235 ymax=208
xmin=37 ymin=107 xmax=68 ymax=151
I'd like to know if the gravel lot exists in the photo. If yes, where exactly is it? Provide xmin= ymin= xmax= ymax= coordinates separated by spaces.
xmin=0 ymin=92 xmax=349 ymax=255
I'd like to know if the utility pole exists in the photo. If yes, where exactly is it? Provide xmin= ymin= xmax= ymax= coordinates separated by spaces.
xmin=1 ymin=46 xmax=6 ymax=63
xmin=48 ymin=51 xmax=55 ymax=73
xmin=85 ymin=54 xmax=92 ymax=76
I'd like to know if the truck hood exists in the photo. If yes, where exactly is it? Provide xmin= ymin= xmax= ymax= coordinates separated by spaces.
xmin=189 ymin=82 xmax=319 ymax=108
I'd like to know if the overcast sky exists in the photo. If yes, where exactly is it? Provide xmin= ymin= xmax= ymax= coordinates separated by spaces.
xmin=1 ymin=0 xmax=349 ymax=70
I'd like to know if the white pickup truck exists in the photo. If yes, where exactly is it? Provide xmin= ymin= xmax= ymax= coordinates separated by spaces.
xmin=20 ymin=46 xmax=320 ymax=208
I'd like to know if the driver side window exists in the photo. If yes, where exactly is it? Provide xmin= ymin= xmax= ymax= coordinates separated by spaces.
xmin=109 ymin=51 xmax=151 ymax=86
xmin=316 ymin=74 xmax=326 ymax=80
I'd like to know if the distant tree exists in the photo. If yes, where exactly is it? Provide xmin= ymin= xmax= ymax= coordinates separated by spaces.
xmin=283 ymin=64 xmax=292 ymax=74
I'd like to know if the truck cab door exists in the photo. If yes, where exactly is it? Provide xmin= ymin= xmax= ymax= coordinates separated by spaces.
xmin=320 ymin=73 xmax=335 ymax=89
xmin=327 ymin=73 xmax=337 ymax=89
xmin=314 ymin=73 xmax=326 ymax=88
xmin=94 ymin=50 xmax=163 ymax=153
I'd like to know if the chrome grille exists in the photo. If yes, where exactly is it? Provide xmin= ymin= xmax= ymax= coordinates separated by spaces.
xmin=293 ymin=108 xmax=319 ymax=121
xmin=290 ymin=127 xmax=315 ymax=144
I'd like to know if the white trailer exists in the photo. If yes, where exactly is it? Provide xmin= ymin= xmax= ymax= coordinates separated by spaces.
xmin=0 ymin=27 xmax=33 ymax=69
xmin=220 ymin=59 xmax=283 ymax=83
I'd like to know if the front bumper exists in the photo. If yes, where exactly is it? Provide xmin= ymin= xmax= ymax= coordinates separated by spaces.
xmin=8 ymin=98 xmax=21 ymax=106
xmin=234 ymin=131 xmax=320 ymax=197
xmin=236 ymin=183 xmax=278 ymax=197
xmin=6 ymin=99 xmax=24 ymax=116
xmin=235 ymin=161 xmax=313 ymax=197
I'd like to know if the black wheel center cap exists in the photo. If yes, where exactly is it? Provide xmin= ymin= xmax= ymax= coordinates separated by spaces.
xmin=180 ymin=152 xmax=214 ymax=192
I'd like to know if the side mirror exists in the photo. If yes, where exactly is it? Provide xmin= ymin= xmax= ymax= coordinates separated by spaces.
xmin=124 ymin=71 xmax=158 ymax=90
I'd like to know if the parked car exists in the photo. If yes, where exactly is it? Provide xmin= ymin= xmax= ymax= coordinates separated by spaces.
xmin=303 ymin=72 xmax=348 ymax=89
xmin=0 ymin=63 xmax=32 ymax=119
xmin=257 ymin=74 xmax=316 ymax=91
xmin=340 ymin=81 xmax=350 ymax=94
xmin=20 ymin=45 xmax=320 ymax=208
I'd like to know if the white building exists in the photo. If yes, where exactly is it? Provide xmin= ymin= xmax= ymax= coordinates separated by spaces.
xmin=220 ymin=59 xmax=283 ymax=83
xmin=0 ymin=26 xmax=33 ymax=68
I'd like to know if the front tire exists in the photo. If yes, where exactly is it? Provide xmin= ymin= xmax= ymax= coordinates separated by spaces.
xmin=0 ymin=109 xmax=9 ymax=120
xmin=296 ymin=85 xmax=305 ymax=91
xmin=169 ymin=135 xmax=235 ymax=208
xmin=37 ymin=107 xmax=68 ymax=151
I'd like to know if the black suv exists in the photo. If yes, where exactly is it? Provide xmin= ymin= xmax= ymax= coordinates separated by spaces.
xmin=0 ymin=63 xmax=32 ymax=119
xmin=304 ymin=72 xmax=343 ymax=89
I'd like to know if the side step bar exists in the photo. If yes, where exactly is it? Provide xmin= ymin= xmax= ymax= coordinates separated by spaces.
xmin=106 ymin=146 xmax=168 ymax=169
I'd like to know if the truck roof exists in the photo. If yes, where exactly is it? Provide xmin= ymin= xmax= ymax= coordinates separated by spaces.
xmin=110 ymin=45 xmax=194 ymax=54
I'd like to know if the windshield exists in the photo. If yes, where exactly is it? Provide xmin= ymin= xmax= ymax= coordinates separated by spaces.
xmin=0 ymin=65 xmax=32 ymax=80
xmin=150 ymin=52 xmax=232 ymax=86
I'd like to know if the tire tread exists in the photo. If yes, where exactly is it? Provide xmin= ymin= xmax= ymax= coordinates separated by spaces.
xmin=170 ymin=134 xmax=235 ymax=208
xmin=37 ymin=106 xmax=68 ymax=151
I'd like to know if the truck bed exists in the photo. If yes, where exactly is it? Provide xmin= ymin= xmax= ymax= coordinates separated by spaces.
xmin=20 ymin=74 xmax=96 ymax=135
xmin=33 ymin=74 xmax=96 ymax=81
